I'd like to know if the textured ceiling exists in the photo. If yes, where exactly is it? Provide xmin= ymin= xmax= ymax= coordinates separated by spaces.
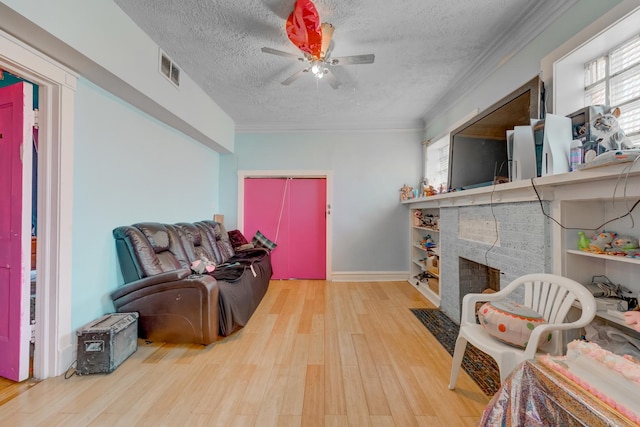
xmin=113 ymin=0 xmax=558 ymax=132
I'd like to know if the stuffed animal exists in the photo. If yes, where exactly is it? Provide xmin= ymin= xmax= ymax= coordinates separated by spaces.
xmin=424 ymin=185 xmax=436 ymax=197
xmin=191 ymin=257 xmax=216 ymax=274
xmin=607 ymin=236 xmax=639 ymax=254
xmin=624 ymin=310 xmax=640 ymax=333
xmin=589 ymin=231 xmax=617 ymax=253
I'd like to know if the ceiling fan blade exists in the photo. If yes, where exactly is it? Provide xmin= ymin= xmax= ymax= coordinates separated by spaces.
xmin=324 ymin=40 xmax=335 ymax=61
xmin=261 ymin=47 xmax=303 ymax=60
xmin=324 ymin=69 xmax=341 ymax=89
xmin=281 ymin=69 xmax=309 ymax=86
xmin=331 ymin=54 xmax=375 ymax=65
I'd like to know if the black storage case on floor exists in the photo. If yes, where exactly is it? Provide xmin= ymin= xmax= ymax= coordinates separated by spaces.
xmin=76 ymin=312 xmax=139 ymax=375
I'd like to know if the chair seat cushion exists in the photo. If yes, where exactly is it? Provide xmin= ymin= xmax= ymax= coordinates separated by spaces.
xmin=478 ymin=300 xmax=550 ymax=348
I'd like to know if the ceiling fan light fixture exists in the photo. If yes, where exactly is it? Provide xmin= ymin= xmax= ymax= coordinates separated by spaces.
xmin=310 ymin=60 xmax=322 ymax=75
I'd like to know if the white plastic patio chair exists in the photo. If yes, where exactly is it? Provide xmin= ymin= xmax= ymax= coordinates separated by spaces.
xmin=448 ymin=273 xmax=596 ymax=389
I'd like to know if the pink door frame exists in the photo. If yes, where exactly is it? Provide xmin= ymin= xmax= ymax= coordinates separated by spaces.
xmin=0 ymin=82 xmax=33 ymax=382
xmin=237 ymin=171 xmax=332 ymax=280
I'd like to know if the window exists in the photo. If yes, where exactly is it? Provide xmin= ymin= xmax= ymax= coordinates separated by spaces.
xmin=425 ymin=134 xmax=449 ymax=191
xmin=584 ymin=34 xmax=640 ymax=146
xmin=424 ymin=110 xmax=478 ymax=191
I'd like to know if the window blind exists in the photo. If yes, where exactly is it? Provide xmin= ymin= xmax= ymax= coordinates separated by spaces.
xmin=584 ymin=34 xmax=640 ymax=147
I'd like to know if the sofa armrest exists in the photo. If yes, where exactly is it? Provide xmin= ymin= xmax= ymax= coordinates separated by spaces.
xmin=110 ymin=270 xmax=220 ymax=345
xmin=111 ymin=268 xmax=192 ymax=300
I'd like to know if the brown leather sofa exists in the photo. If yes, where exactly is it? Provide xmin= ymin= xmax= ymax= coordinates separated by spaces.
xmin=111 ymin=220 xmax=272 ymax=344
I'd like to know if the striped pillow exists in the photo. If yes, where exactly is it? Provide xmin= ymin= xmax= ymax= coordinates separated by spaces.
xmin=251 ymin=230 xmax=277 ymax=250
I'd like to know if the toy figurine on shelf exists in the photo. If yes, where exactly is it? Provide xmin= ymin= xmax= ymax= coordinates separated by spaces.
xmin=424 ymin=185 xmax=437 ymax=197
xmin=413 ymin=210 xmax=422 ymax=226
xmin=422 ymin=235 xmax=436 ymax=249
xmin=400 ymin=184 xmax=413 ymax=201
xmin=577 ymin=231 xmax=590 ymax=251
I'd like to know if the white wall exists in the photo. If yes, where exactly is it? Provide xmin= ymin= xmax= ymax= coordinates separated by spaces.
xmin=220 ymin=130 xmax=423 ymax=273
xmin=71 ymin=79 xmax=220 ymax=330
xmin=424 ymin=0 xmax=622 ymax=140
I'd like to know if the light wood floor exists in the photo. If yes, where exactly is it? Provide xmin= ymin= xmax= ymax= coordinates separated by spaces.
xmin=0 ymin=280 xmax=489 ymax=426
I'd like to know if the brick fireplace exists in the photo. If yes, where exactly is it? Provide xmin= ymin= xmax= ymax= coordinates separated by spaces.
xmin=439 ymin=201 xmax=552 ymax=323
xmin=459 ymin=257 xmax=500 ymax=295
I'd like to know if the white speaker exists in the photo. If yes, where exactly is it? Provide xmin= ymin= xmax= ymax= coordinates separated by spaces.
xmin=541 ymin=114 xmax=572 ymax=176
xmin=506 ymin=130 xmax=514 ymax=181
xmin=511 ymin=125 xmax=537 ymax=181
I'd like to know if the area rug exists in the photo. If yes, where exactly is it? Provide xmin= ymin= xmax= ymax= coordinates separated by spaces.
xmin=410 ymin=308 xmax=500 ymax=396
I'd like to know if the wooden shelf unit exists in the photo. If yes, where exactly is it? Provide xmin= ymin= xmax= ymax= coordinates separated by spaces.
xmin=409 ymin=208 xmax=440 ymax=306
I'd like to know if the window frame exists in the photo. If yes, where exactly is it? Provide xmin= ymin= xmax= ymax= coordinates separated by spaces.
xmin=553 ymin=5 xmax=640 ymax=118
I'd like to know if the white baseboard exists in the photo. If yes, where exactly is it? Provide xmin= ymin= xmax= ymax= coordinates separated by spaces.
xmin=330 ymin=271 xmax=409 ymax=282
xmin=57 ymin=343 xmax=74 ymax=377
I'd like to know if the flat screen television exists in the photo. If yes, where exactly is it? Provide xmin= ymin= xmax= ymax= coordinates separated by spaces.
xmin=448 ymin=76 xmax=544 ymax=190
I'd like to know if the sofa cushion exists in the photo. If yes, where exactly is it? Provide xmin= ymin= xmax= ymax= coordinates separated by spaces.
xmin=133 ymin=223 xmax=183 ymax=273
xmin=194 ymin=221 xmax=226 ymax=264
xmin=178 ymin=222 xmax=203 ymax=246
xmin=135 ymin=223 xmax=171 ymax=252
xmin=217 ymin=239 xmax=235 ymax=262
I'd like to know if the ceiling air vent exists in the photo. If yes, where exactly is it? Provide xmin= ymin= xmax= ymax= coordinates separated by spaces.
xmin=159 ymin=50 xmax=180 ymax=87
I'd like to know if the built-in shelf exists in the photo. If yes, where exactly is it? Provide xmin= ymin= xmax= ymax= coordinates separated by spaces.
xmin=566 ymin=249 xmax=640 ymax=265
xmin=596 ymin=310 xmax=633 ymax=330
xmin=413 ymin=226 xmax=439 ymax=233
xmin=573 ymin=300 xmax=637 ymax=334
xmin=410 ymin=207 xmax=441 ymax=307
xmin=426 ymin=269 xmax=439 ymax=279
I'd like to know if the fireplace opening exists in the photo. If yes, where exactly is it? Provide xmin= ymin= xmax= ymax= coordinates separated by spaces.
xmin=458 ymin=257 xmax=500 ymax=313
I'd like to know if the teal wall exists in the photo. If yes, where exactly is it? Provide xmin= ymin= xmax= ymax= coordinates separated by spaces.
xmin=220 ymin=130 xmax=423 ymax=272
xmin=71 ymin=79 xmax=220 ymax=330
xmin=0 ymin=71 xmax=38 ymax=107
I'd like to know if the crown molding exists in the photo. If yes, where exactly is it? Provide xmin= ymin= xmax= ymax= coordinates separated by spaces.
xmin=422 ymin=0 xmax=579 ymax=125
xmin=235 ymin=118 xmax=426 ymax=133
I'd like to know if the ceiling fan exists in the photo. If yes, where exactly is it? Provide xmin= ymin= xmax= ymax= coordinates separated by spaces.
xmin=261 ymin=0 xmax=375 ymax=89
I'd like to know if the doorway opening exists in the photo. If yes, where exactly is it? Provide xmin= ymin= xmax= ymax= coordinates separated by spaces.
xmin=0 ymin=29 xmax=77 ymax=380
xmin=0 ymin=70 xmax=39 ymax=381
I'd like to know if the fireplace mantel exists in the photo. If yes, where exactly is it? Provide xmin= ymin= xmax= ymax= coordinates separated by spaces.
xmin=404 ymin=163 xmax=640 ymax=328
xmin=403 ymin=163 xmax=640 ymax=209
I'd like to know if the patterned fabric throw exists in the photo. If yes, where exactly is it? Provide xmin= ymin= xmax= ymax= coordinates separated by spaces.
xmin=251 ymin=230 xmax=277 ymax=250
xmin=228 ymin=229 xmax=250 ymax=249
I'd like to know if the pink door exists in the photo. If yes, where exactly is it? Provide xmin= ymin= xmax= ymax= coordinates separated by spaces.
xmin=0 ymin=82 xmax=33 ymax=382
xmin=244 ymin=178 xmax=326 ymax=279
